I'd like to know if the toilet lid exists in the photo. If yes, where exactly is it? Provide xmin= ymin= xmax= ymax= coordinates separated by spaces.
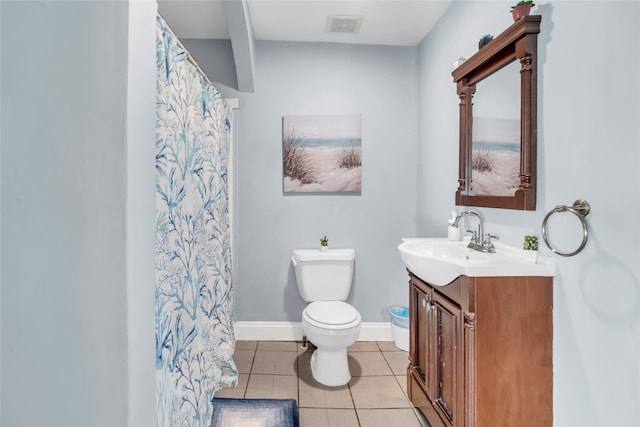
xmin=305 ymin=301 xmax=359 ymax=325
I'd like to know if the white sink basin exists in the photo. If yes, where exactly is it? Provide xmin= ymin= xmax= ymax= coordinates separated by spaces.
xmin=398 ymin=238 xmax=555 ymax=286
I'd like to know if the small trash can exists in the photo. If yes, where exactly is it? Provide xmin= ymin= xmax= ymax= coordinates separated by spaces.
xmin=389 ymin=306 xmax=409 ymax=351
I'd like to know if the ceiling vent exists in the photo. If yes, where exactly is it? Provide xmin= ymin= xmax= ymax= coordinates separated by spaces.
xmin=326 ymin=15 xmax=363 ymax=34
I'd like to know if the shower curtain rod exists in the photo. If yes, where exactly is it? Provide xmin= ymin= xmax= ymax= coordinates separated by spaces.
xmin=162 ymin=17 xmax=215 ymax=88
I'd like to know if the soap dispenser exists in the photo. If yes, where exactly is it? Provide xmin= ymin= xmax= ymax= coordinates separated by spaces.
xmin=448 ymin=210 xmax=460 ymax=241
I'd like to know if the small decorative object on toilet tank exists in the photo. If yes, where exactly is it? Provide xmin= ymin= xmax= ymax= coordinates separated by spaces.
xmin=448 ymin=211 xmax=461 ymax=241
xmin=320 ymin=235 xmax=329 ymax=251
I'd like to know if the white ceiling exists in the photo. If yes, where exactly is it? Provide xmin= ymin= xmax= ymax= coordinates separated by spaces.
xmin=158 ymin=0 xmax=453 ymax=46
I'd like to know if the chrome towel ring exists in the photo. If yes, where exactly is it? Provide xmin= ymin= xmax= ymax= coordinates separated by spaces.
xmin=541 ymin=199 xmax=591 ymax=257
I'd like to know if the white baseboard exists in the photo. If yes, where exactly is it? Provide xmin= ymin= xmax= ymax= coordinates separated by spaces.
xmin=234 ymin=321 xmax=393 ymax=342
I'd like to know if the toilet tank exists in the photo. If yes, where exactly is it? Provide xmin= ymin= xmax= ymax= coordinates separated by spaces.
xmin=291 ymin=248 xmax=355 ymax=302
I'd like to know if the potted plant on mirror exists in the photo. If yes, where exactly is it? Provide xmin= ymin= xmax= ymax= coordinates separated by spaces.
xmin=453 ymin=56 xmax=466 ymax=69
xmin=478 ymin=34 xmax=494 ymax=49
xmin=320 ymin=235 xmax=329 ymax=251
xmin=511 ymin=0 xmax=535 ymax=21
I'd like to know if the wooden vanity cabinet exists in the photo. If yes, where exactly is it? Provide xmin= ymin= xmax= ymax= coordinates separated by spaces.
xmin=407 ymin=272 xmax=552 ymax=427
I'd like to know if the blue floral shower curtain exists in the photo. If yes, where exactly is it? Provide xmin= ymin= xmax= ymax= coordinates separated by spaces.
xmin=155 ymin=15 xmax=237 ymax=427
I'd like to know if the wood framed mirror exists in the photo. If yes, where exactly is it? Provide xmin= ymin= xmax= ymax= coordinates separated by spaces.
xmin=452 ymin=15 xmax=541 ymax=210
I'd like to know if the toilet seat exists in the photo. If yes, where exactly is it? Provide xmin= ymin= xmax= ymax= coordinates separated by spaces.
xmin=303 ymin=301 xmax=361 ymax=330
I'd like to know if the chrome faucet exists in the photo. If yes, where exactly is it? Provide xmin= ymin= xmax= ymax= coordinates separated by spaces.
xmin=453 ymin=211 xmax=496 ymax=253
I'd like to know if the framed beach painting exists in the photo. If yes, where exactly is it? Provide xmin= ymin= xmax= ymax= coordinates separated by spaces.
xmin=282 ymin=114 xmax=362 ymax=193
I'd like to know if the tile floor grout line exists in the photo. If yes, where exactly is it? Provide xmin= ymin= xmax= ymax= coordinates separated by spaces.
xmin=244 ymin=344 xmax=257 ymax=399
xmin=296 ymin=340 xmax=301 ymax=414
xmin=381 ymin=349 xmax=396 ymax=378
xmin=347 ymin=376 xmax=361 ymax=426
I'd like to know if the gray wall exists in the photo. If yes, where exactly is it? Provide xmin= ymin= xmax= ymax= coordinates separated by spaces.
xmin=127 ymin=2 xmax=159 ymax=426
xmin=1 ymin=1 xmax=157 ymax=426
xmin=235 ymin=41 xmax=418 ymax=322
xmin=417 ymin=1 xmax=639 ymax=425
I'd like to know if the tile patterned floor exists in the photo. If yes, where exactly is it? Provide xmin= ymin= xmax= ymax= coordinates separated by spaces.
xmin=214 ymin=340 xmax=430 ymax=427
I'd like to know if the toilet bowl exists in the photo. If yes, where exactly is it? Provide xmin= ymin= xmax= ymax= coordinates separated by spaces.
xmin=302 ymin=301 xmax=362 ymax=386
xmin=291 ymin=248 xmax=361 ymax=387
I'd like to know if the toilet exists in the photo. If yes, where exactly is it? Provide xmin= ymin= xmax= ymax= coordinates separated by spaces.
xmin=291 ymin=248 xmax=361 ymax=387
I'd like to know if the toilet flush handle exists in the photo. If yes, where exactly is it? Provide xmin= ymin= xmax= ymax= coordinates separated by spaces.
xmin=291 ymin=257 xmax=298 ymax=267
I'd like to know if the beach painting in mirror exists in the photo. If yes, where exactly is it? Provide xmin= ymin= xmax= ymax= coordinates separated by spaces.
xmin=283 ymin=114 xmax=362 ymax=193
xmin=471 ymin=117 xmax=520 ymax=196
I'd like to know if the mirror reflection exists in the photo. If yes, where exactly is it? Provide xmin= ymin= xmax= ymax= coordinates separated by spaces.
xmin=470 ymin=61 xmax=520 ymax=197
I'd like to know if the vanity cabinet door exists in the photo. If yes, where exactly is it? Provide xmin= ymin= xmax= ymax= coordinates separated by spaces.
xmin=410 ymin=283 xmax=432 ymax=391
xmin=431 ymin=291 xmax=464 ymax=427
